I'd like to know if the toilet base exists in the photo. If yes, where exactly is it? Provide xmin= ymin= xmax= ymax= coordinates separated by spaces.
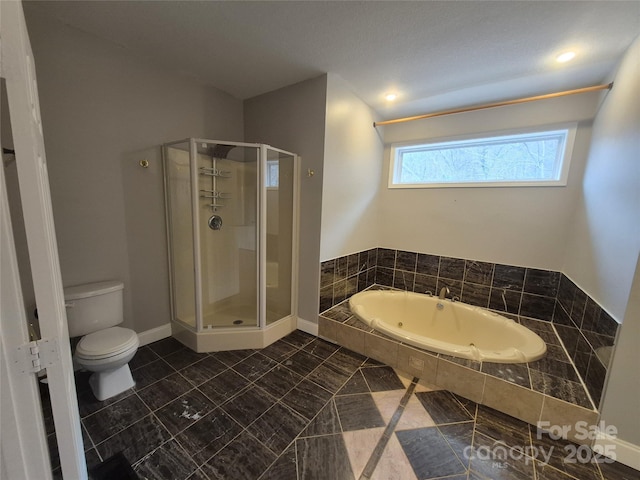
xmin=88 ymin=364 xmax=136 ymax=401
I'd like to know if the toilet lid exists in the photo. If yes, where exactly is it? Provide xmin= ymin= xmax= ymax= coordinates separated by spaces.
xmin=76 ymin=327 xmax=138 ymax=359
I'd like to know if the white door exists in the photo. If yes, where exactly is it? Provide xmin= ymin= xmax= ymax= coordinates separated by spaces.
xmin=1 ymin=153 xmax=52 ymax=479
xmin=0 ymin=2 xmax=86 ymax=479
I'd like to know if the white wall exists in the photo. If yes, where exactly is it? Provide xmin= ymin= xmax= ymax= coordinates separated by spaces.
xmin=244 ymin=76 xmax=328 ymax=324
xmin=377 ymin=93 xmax=603 ymax=270
xmin=24 ymin=7 xmax=244 ymax=333
xmin=320 ymin=74 xmax=384 ymax=260
xmin=580 ymin=36 xmax=640 ymax=455
xmin=563 ymin=36 xmax=640 ymax=322
xmin=600 ymin=253 xmax=640 ymax=461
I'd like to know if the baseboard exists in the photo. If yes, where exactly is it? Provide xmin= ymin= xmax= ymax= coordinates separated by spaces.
xmin=137 ymin=323 xmax=172 ymax=346
xmin=297 ymin=317 xmax=318 ymax=336
xmin=594 ymin=430 xmax=640 ymax=471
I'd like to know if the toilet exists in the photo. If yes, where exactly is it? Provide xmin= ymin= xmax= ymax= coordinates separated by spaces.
xmin=64 ymin=280 xmax=139 ymax=401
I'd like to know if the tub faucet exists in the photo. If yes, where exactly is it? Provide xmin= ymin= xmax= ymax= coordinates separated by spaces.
xmin=438 ymin=286 xmax=450 ymax=300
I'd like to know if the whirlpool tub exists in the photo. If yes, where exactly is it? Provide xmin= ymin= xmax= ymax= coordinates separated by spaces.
xmin=349 ymin=290 xmax=546 ymax=363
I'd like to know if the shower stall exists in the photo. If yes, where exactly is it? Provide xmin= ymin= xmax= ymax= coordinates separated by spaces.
xmin=163 ymin=139 xmax=299 ymax=352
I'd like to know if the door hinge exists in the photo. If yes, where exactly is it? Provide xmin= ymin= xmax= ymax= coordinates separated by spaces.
xmin=14 ymin=338 xmax=60 ymax=374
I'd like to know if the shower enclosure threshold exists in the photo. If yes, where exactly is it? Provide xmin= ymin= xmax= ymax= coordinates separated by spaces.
xmin=172 ymin=315 xmax=298 ymax=352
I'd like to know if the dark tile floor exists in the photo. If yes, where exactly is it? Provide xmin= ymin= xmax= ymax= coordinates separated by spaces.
xmin=41 ymin=331 xmax=638 ymax=480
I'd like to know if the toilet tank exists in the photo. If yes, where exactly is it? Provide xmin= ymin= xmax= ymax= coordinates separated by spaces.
xmin=64 ymin=281 xmax=124 ymax=338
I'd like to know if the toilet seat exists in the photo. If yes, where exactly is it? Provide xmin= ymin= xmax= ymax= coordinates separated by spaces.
xmin=76 ymin=326 xmax=139 ymax=361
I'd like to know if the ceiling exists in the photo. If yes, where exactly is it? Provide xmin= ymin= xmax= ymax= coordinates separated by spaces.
xmin=25 ymin=1 xmax=640 ymax=119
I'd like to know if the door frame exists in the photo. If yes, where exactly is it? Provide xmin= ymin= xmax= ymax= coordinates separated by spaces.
xmin=1 ymin=2 xmax=86 ymax=478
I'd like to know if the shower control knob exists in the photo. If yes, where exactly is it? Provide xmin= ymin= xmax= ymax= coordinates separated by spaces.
xmin=208 ymin=215 xmax=223 ymax=230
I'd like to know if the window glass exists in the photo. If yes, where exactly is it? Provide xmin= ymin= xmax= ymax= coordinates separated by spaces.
xmin=266 ymin=160 xmax=279 ymax=188
xmin=389 ymin=126 xmax=576 ymax=188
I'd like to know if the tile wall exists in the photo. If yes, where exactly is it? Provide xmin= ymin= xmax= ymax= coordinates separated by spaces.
xmin=319 ymin=248 xmax=620 ymax=408
xmin=554 ymin=276 xmax=618 ymax=408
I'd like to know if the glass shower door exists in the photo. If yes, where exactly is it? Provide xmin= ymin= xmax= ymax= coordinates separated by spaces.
xmin=195 ymin=141 xmax=259 ymax=328
xmin=264 ymin=147 xmax=296 ymax=325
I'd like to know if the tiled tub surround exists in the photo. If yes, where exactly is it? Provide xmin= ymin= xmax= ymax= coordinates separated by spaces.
xmin=319 ymin=248 xmax=619 ymax=408
xmin=318 ymin=299 xmax=602 ymax=446
xmin=554 ymin=275 xmax=618 ymax=410
xmin=41 ymin=332 xmax=638 ymax=480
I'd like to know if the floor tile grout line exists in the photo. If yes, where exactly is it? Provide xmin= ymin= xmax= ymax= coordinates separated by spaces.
xmin=471 ymin=424 xmax=550 ymax=479
xmin=172 ymin=428 xmax=215 ymax=470
xmin=359 ymin=367 xmax=375 ymax=394
xmin=333 ymin=397 xmax=346 ymax=435
xmin=433 ymin=419 xmax=474 ymax=476
xmin=137 ymin=387 xmax=211 ymax=460
xmin=302 ymin=343 xmax=341 ymax=363
xmin=255 ymin=394 xmax=337 ymax=477
xmin=255 ymin=358 xmax=309 ymax=399
xmin=127 ymin=406 xmax=175 ymax=467
xmin=184 ymin=420 xmax=247 ymax=470
xmin=78 ymin=388 xmax=137 ymax=421
xmin=526 ymin=417 xmax=539 ymax=480
xmin=83 ymin=392 xmax=154 ymax=448
xmin=138 ymin=375 xmax=199 ymax=413
xmin=95 ymin=407 xmax=173 ymax=469
xmin=304 ymin=356 xmax=366 ymax=400
xmin=594 ymin=456 xmax=609 ymax=480
xmin=294 ymin=439 xmax=300 ymax=480
xmin=418 ymin=391 xmax=477 ymax=478
xmin=188 ymin=343 xmax=335 ymax=445
xmin=465 ymin=402 xmax=479 ymax=480
xmin=428 ymin=474 xmax=473 ymax=480
xmin=254 ymin=364 xmax=371 ymax=477
xmin=359 ymin=378 xmax=417 ymax=479
xmin=550 ymin=321 xmax=598 ymax=411
xmin=449 ymin=392 xmax=476 ymax=420
xmin=240 ymin=425 xmax=284 ymax=465
xmin=176 ymin=444 xmax=204 ymax=480
xmin=129 ymin=431 xmax=176 ymax=470
xmin=80 ymin=419 xmax=102 ymax=461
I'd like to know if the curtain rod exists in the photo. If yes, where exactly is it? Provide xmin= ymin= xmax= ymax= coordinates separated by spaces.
xmin=373 ymin=83 xmax=613 ymax=127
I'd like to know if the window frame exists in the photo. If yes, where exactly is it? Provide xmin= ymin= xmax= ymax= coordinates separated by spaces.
xmin=388 ymin=123 xmax=577 ymax=189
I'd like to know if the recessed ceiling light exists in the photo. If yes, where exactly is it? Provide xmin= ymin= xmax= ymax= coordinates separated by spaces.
xmin=556 ymin=51 xmax=576 ymax=63
xmin=385 ymin=93 xmax=398 ymax=101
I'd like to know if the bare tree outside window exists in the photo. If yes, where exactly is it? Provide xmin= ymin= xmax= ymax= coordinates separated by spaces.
xmin=390 ymin=128 xmax=573 ymax=188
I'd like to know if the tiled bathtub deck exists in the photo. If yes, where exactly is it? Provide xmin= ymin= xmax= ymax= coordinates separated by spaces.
xmin=41 ymin=331 xmax=637 ymax=480
xmin=318 ymin=293 xmax=602 ymax=445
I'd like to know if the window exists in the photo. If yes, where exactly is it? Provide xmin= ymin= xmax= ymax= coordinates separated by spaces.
xmin=389 ymin=125 xmax=576 ymax=188
xmin=266 ymin=160 xmax=279 ymax=188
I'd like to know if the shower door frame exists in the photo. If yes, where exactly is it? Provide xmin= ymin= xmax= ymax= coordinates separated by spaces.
xmin=189 ymin=138 xmax=262 ymax=332
xmin=163 ymin=139 xmax=300 ymax=335
xmin=258 ymin=144 xmax=300 ymax=330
